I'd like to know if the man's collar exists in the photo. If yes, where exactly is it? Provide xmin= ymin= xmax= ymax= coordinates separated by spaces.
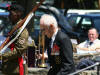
xmin=51 ymin=28 xmax=58 ymax=41
xmin=88 ymin=39 xmax=99 ymax=43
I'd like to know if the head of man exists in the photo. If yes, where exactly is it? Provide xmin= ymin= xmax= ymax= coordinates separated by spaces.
xmin=40 ymin=14 xmax=58 ymax=38
xmin=9 ymin=4 xmax=24 ymax=24
xmin=88 ymin=28 xmax=99 ymax=42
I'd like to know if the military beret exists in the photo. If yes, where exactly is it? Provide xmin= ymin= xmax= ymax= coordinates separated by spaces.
xmin=9 ymin=4 xmax=24 ymax=12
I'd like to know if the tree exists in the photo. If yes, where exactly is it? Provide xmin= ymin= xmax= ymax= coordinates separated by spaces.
xmin=54 ymin=0 xmax=78 ymax=9
xmin=99 ymin=0 xmax=100 ymax=9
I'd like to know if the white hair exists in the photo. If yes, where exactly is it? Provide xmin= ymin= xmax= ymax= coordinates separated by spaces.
xmin=40 ymin=14 xmax=58 ymax=28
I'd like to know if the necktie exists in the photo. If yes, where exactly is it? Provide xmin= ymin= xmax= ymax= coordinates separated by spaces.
xmin=89 ymin=42 xmax=93 ymax=45
xmin=48 ymin=38 xmax=52 ymax=55
xmin=48 ymin=38 xmax=52 ymax=48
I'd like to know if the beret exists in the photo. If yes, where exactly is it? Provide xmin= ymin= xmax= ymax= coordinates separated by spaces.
xmin=9 ymin=4 xmax=24 ymax=12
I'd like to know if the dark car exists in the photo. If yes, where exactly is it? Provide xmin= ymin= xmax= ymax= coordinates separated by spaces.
xmin=67 ymin=13 xmax=100 ymax=43
xmin=0 ymin=8 xmax=10 ymax=68
xmin=0 ymin=11 xmax=11 ymax=36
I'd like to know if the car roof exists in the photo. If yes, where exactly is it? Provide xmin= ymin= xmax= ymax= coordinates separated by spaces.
xmin=0 ymin=2 xmax=11 ymax=8
xmin=70 ymin=13 xmax=100 ymax=16
xmin=67 ymin=9 xmax=100 ymax=14
xmin=0 ymin=12 xmax=9 ymax=16
xmin=0 ymin=8 xmax=9 ymax=16
xmin=69 ymin=14 xmax=100 ymax=18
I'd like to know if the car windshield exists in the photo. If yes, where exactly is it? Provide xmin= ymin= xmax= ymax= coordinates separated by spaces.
xmin=94 ymin=18 xmax=100 ymax=33
xmin=67 ymin=15 xmax=82 ymax=27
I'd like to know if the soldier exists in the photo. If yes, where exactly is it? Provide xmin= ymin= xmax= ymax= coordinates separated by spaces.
xmin=1 ymin=4 xmax=29 ymax=75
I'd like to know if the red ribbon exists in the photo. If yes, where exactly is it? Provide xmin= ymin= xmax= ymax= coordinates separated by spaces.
xmin=10 ymin=43 xmax=24 ymax=75
xmin=53 ymin=44 xmax=60 ymax=52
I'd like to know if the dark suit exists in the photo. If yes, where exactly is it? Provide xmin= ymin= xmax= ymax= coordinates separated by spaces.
xmin=47 ymin=30 xmax=75 ymax=75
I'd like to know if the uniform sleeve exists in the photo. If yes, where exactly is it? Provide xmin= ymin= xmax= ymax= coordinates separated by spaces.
xmin=2 ymin=28 xmax=29 ymax=61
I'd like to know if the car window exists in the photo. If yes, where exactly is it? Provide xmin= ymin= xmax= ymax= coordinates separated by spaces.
xmin=34 ymin=16 xmax=40 ymax=29
xmin=0 ymin=16 xmax=11 ymax=36
xmin=67 ymin=16 xmax=81 ymax=27
xmin=93 ymin=18 xmax=100 ymax=33
xmin=0 ymin=13 xmax=12 ymax=37
xmin=82 ymin=18 xmax=91 ymax=24
xmin=80 ymin=17 xmax=92 ymax=30
xmin=0 ymin=17 xmax=4 ymax=28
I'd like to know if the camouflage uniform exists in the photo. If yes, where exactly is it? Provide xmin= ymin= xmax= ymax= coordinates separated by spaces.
xmin=1 ymin=28 xmax=29 ymax=75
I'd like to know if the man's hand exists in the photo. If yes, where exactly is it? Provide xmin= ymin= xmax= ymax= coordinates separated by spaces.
xmin=95 ymin=48 xmax=100 ymax=52
xmin=36 ymin=53 xmax=48 ymax=60
xmin=36 ymin=54 xmax=42 ymax=59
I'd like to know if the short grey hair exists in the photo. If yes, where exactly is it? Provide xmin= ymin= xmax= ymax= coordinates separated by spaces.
xmin=40 ymin=14 xmax=58 ymax=28
xmin=88 ymin=27 xmax=99 ymax=35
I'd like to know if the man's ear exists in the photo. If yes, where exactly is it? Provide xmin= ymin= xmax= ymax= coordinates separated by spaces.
xmin=50 ymin=24 xmax=53 ymax=28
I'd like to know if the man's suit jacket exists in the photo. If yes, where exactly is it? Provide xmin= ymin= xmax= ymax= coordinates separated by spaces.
xmin=47 ymin=30 xmax=75 ymax=75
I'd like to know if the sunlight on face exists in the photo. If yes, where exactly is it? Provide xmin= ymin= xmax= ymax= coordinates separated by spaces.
xmin=88 ymin=29 xmax=98 ymax=42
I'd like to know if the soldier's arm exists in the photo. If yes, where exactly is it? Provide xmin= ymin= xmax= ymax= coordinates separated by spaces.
xmin=2 ymin=28 xmax=29 ymax=61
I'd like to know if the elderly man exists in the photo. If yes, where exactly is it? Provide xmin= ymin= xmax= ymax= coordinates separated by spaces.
xmin=76 ymin=28 xmax=100 ymax=70
xmin=40 ymin=14 xmax=75 ymax=75
xmin=77 ymin=28 xmax=100 ymax=54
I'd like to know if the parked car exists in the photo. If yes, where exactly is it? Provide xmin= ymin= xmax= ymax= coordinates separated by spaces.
xmin=0 ymin=8 xmax=11 ymax=48
xmin=32 ymin=5 xmax=100 ymax=45
xmin=67 ymin=13 xmax=100 ymax=43
xmin=0 ymin=11 xmax=10 ymax=36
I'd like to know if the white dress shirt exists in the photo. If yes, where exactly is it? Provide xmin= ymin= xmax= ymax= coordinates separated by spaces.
xmin=77 ymin=39 xmax=100 ymax=54
xmin=51 ymin=28 xmax=58 ymax=48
